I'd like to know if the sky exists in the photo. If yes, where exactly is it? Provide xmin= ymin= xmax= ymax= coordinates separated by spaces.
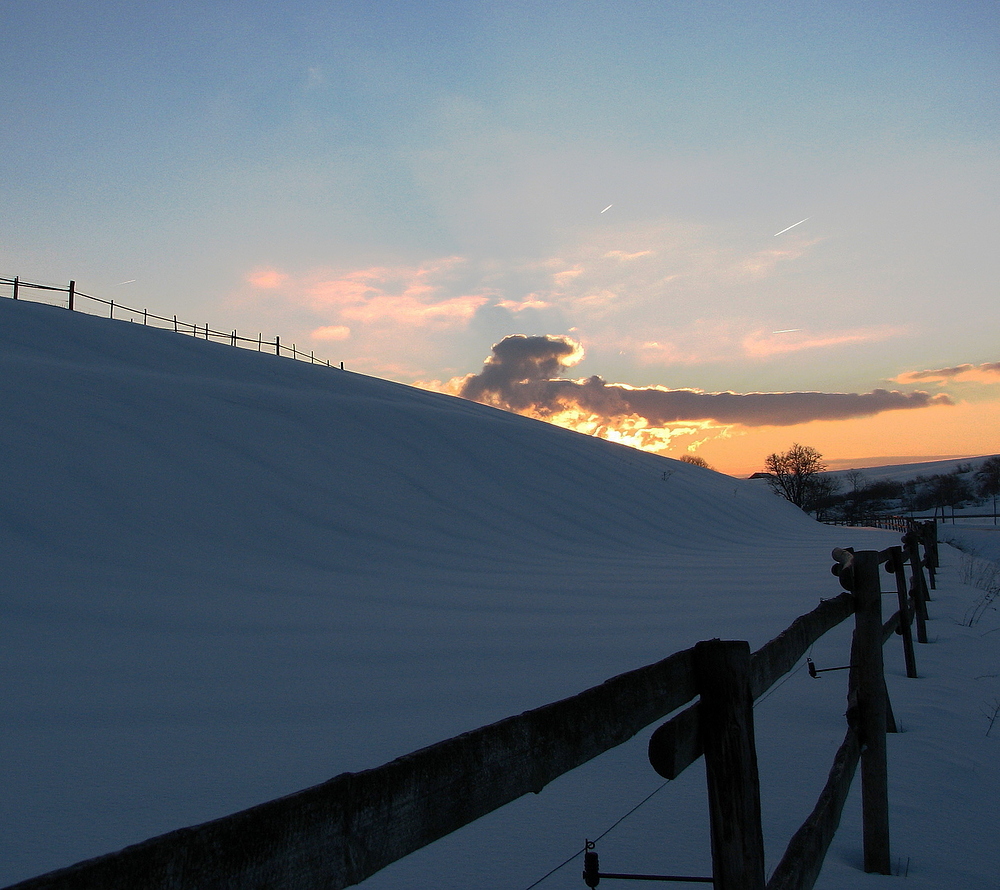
xmin=3 ymin=0 xmax=999 ymax=475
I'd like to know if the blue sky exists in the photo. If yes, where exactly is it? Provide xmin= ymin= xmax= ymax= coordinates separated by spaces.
xmin=4 ymin=1 xmax=999 ymax=472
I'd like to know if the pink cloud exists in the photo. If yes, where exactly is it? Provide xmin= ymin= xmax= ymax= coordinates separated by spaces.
xmin=742 ymin=327 xmax=902 ymax=359
xmin=311 ymin=325 xmax=351 ymax=341
xmin=303 ymin=260 xmax=488 ymax=327
xmin=497 ymin=295 xmax=551 ymax=313
xmin=603 ymin=249 xmax=654 ymax=261
xmin=895 ymin=362 xmax=1000 ymax=385
xmin=246 ymin=267 xmax=288 ymax=289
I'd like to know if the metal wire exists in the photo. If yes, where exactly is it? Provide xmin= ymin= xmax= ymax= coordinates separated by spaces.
xmin=522 ymin=648 xmax=815 ymax=889
xmin=520 ymin=780 xmax=672 ymax=890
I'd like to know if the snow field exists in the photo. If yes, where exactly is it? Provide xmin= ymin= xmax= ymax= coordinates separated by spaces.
xmin=1 ymin=297 xmax=997 ymax=888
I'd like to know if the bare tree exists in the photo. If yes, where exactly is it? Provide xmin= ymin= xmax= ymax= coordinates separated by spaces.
xmin=679 ymin=454 xmax=713 ymax=470
xmin=976 ymin=456 xmax=1000 ymax=522
xmin=803 ymin=473 xmax=841 ymax=520
xmin=844 ymin=470 xmax=866 ymax=523
xmin=764 ymin=443 xmax=827 ymax=508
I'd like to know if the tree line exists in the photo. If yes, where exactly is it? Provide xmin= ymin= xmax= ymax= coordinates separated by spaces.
xmin=762 ymin=445 xmax=1000 ymax=522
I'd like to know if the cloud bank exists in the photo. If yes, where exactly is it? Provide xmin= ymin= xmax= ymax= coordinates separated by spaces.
xmin=458 ymin=335 xmax=953 ymax=433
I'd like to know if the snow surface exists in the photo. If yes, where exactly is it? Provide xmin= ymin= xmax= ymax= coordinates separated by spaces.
xmin=1 ymin=297 xmax=998 ymax=888
xmin=826 ymin=457 xmax=997 ymax=485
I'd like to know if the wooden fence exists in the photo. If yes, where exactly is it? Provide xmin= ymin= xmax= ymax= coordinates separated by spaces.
xmin=0 ymin=276 xmax=342 ymax=369
xmin=4 ymin=537 xmax=936 ymax=890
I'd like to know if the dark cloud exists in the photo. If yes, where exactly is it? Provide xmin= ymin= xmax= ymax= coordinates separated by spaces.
xmin=460 ymin=334 xmax=583 ymax=409
xmin=460 ymin=335 xmax=954 ymax=427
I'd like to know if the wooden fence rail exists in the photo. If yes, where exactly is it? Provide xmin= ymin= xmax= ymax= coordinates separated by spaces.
xmin=0 ymin=276 xmax=343 ymax=370
xmin=764 ymin=726 xmax=861 ymax=890
xmin=4 ymin=536 xmax=938 ymax=890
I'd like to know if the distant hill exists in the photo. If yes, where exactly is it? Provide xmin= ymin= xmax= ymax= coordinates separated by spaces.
xmin=826 ymin=455 xmax=999 ymax=486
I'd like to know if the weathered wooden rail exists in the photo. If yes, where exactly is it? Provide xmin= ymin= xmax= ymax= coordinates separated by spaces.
xmin=4 ymin=537 xmax=936 ymax=890
xmin=0 ymin=275 xmax=342 ymax=369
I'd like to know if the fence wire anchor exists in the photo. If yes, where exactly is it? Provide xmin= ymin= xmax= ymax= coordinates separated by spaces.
xmin=807 ymin=657 xmax=850 ymax=679
xmin=583 ymin=841 xmax=714 ymax=886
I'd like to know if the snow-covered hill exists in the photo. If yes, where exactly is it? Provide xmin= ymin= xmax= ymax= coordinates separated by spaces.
xmin=827 ymin=456 xmax=997 ymax=484
xmin=1 ymin=298 xmax=997 ymax=888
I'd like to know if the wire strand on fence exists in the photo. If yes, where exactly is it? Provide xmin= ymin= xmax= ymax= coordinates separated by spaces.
xmin=521 ymin=643 xmax=817 ymax=890
xmin=520 ymin=779 xmax=672 ymax=890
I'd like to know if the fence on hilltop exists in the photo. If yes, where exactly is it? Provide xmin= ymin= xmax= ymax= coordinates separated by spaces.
xmin=1 ymin=275 xmax=343 ymax=370
xmin=4 ymin=524 xmax=942 ymax=890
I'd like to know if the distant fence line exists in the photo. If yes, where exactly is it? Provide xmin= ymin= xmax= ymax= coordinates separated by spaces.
xmin=825 ymin=515 xmax=913 ymax=533
xmin=6 ymin=530 xmax=941 ymax=890
xmin=1 ymin=275 xmax=343 ymax=370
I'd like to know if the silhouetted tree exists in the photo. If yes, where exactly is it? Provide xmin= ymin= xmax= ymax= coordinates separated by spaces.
xmin=803 ymin=474 xmax=842 ymax=520
xmin=976 ymin=456 xmax=1000 ymax=520
xmin=924 ymin=470 xmax=972 ymax=519
xmin=843 ymin=470 xmax=867 ymax=524
xmin=764 ymin=444 xmax=827 ymax=508
xmin=679 ymin=454 xmax=713 ymax=470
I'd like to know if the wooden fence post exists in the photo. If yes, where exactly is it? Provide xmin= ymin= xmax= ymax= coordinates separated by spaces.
xmin=695 ymin=639 xmax=765 ymax=890
xmin=903 ymin=532 xmax=931 ymax=620
xmin=68 ymin=280 xmax=75 ymax=310
xmin=920 ymin=521 xmax=938 ymax=589
xmin=887 ymin=546 xmax=918 ymax=678
xmin=849 ymin=551 xmax=891 ymax=875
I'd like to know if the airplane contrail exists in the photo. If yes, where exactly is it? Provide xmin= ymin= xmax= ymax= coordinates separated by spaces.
xmin=601 ymin=204 xmax=613 ymax=213
xmin=115 ymin=279 xmax=137 ymax=285
xmin=773 ymin=217 xmax=810 ymax=236
xmin=772 ymin=329 xmax=802 ymax=334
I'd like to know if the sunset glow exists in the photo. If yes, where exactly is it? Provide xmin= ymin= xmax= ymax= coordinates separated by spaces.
xmin=4 ymin=2 xmax=997 ymax=475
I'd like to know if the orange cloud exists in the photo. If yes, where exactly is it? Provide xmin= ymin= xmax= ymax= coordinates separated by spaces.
xmin=736 ymin=240 xmax=816 ymax=279
xmin=895 ymin=362 xmax=1000 ymax=385
xmin=303 ymin=260 xmax=489 ymax=328
xmin=311 ymin=325 xmax=351 ymax=341
xmin=246 ymin=267 xmax=288 ymax=289
xmin=497 ymin=296 xmax=551 ymax=312
xmin=632 ymin=322 xmax=901 ymax=366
